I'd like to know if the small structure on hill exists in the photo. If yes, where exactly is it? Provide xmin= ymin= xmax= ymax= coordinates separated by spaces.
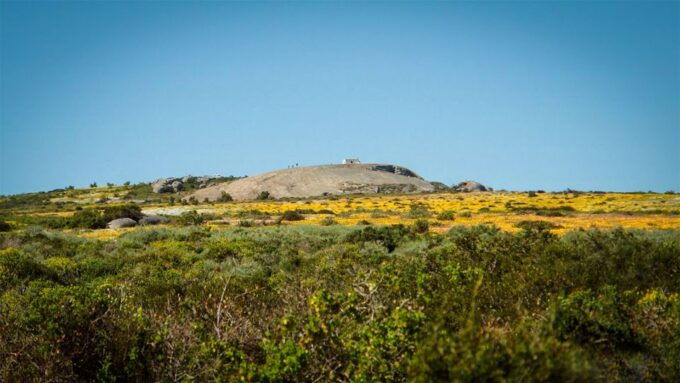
xmin=343 ymin=158 xmax=361 ymax=164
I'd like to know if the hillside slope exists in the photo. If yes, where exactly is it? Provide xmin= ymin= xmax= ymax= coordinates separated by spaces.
xmin=185 ymin=163 xmax=434 ymax=201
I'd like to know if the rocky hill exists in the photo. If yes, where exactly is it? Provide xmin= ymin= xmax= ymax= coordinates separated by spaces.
xmin=185 ymin=163 xmax=434 ymax=201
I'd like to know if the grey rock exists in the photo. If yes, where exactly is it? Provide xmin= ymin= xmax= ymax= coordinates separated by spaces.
xmin=151 ymin=175 xmax=222 ymax=193
xmin=430 ymin=182 xmax=451 ymax=192
xmin=138 ymin=214 xmax=170 ymax=225
xmin=369 ymin=164 xmax=421 ymax=179
xmin=453 ymin=181 xmax=491 ymax=192
xmin=106 ymin=217 xmax=137 ymax=229
xmin=171 ymin=180 xmax=183 ymax=192
xmin=151 ymin=178 xmax=178 ymax=193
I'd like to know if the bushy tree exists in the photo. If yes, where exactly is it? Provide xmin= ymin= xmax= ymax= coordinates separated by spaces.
xmin=219 ymin=191 xmax=233 ymax=202
xmin=256 ymin=191 xmax=271 ymax=200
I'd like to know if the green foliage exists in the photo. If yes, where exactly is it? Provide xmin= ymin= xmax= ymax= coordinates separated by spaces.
xmin=436 ymin=210 xmax=456 ymax=221
xmin=408 ymin=317 xmax=594 ymax=382
xmin=320 ymin=217 xmax=337 ymax=226
xmin=0 ymin=220 xmax=12 ymax=232
xmin=68 ymin=208 xmax=105 ymax=229
xmin=1 ymin=226 xmax=679 ymax=381
xmin=281 ymin=210 xmax=305 ymax=221
xmin=514 ymin=220 xmax=562 ymax=233
xmin=218 ymin=191 xmax=233 ymax=202
xmin=176 ymin=210 xmax=207 ymax=225
xmin=412 ymin=219 xmax=429 ymax=234
xmin=256 ymin=191 xmax=271 ymax=200
xmin=554 ymin=286 xmax=638 ymax=346
xmin=67 ymin=204 xmax=143 ymax=229
xmin=345 ymin=224 xmax=413 ymax=252
xmin=406 ymin=203 xmax=430 ymax=219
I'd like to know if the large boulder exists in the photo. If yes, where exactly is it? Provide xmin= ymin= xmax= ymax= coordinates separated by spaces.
xmin=138 ymin=214 xmax=170 ymax=226
xmin=151 ymin=178 xmax=180 ymax=193
xmin=106 ymin=217 xmax=137 ymax=229
xmin=171 ymin=180 xmax=183 ymax=192
xmin=151 ymin=175 xmax=222 ymax=193
xmin=453 ymin=181 xmax=491 ymax=192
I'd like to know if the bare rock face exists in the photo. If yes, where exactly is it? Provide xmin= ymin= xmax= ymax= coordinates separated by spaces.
xmin=453 ymin=180 xmax=491 ymax=192
xmin=185 ymin=163 xmax=434 ymax=202
xmin=106 ymin=217 xmax=137 ymax=229
xmin=171 ymin=180 xmax=183 ymax=192
xmin=151 ymin=178 xmax=180 ymax=193
xmin=430 ymin=181 xmax=451 ymax=192
xmin=151 ymin=175 xmax=222 ymax=193
xmin=369 ymin=164 xmax=421 ymax=178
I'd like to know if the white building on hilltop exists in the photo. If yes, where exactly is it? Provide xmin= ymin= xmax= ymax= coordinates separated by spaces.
xmin=342 ymin=158 xmax=361 ymax=164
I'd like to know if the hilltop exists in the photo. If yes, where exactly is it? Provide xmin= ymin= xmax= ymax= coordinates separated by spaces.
xmin=183 ymin=163 xmax=435 ymax=202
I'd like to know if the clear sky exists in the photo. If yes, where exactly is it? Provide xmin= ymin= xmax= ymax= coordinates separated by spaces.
xmin=1 ymin=1 xmax=678 ymax=195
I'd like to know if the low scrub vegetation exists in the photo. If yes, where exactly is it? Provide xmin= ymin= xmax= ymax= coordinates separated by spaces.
xmin=1 ymin=224 xmax=679 ymax=381
xmin=68 ymin=204 xmax=143 ymax=229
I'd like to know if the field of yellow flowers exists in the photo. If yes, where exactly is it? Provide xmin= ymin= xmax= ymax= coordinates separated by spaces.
xmin=14 ymin=190 xmax=679 ymax=239
xmin=145 ymin=191 xmax=680 ymax=235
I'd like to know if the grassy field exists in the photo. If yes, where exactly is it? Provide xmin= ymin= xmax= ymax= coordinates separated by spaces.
xmin=1 ymin=186 xmax=679 ymax=381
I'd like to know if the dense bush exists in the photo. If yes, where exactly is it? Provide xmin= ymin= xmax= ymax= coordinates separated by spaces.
xmin=176 ymin=210 xmax=212 ymax=225
xmin=0 ymin=220 xmax=11 ymax=232
xmin=411 ymin=219 xmax=429 ymax=234
xmin=406 ymin=203 xmax=430 ymax=219
xmin=436 ymin=210 xmax=456 ymax=221
xmin=219 ymin=191 xmax=234 ymax=202
xmin=320 ymin=217 xmax=337 ymax=226
xmin=281 ymin=210 xmax=305 ymax=221
xmin=256 ymin=191 xmax=271 ymax=200
xmin=67 ymin=204 xmax=143 ymax=229
xmin=0 ymin=225 xmax=679 ymax=381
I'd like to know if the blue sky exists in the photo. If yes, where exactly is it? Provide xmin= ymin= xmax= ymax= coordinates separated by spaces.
xmin=1 ymin=1 xmax=678 ymax=195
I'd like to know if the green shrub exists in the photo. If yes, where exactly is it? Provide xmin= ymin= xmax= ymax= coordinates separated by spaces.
xmin=68 ymin=208 xmax=106 ymax=229
xmin=102 ymin=204 xmax=142 ymax=222
xmin=320 ymin=217 xmax=337 ymax=226
xmin=219 ymin=191 xmax=233 ymax=202
xmin=412 ymin=219 xmax=429 ymax=234
xmin=554 ymin=286 xmax=638 ymax=347
xmin=436 ymin=210 xmax=456 ymax=221
xmin=237 ymin=220 xmax=255 ymax=227
xmin=408 ymin=318 xmax=594 ymax=382
xmin=177 ymin=210 xmax=205 ymax=225
xmin=345 ymin=224 xmax=412 ymax=252
xmin=281 ymin=210 xmax=305 ymax=221
xmin=1 ymin=226 xmax=679 ymax=381
xmin=514 ymin=220 xmax=562 ymax=232
xmin=256 ymin=191 xmax=271 ymax=200
xmin=67 ymin=204 xmax=142 ymax=229
xmin=0 ymin=220 xmax=12 ymax=232
xmin=406 ymin=203 xmax=430 ymax=219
